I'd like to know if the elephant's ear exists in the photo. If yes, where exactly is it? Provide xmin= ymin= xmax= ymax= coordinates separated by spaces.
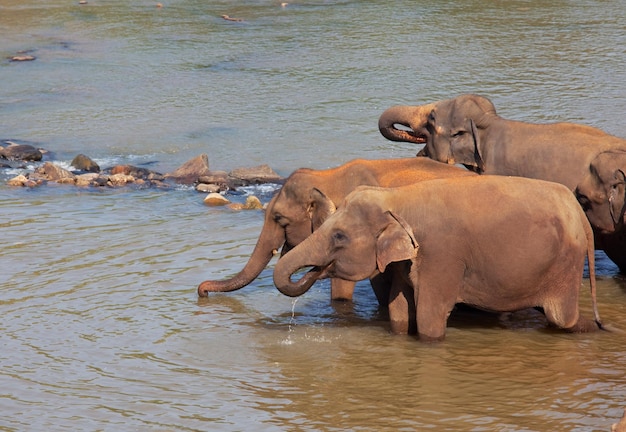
xmin=376 ymin=211 xmax=419 ymax=273
xmin=450 ymin=119 xmax=485 ymax=173
xmin=308 ymin=188 xmax=337 ymax=231
xmin=609 ymin=169 xmax=626 ymax=226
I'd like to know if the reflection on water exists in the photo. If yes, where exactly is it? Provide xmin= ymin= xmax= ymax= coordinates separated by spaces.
xmin=2 ymin=0 xmax=626 ymax=430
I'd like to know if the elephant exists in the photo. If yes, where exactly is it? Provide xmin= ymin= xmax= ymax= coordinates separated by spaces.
xmin=197 ymin=157 xmax=476 ymax=306
xmin=273 ymin=176 xmax=604 ymax=341
xmin=378 ymin=94 xmax=626 ymax=271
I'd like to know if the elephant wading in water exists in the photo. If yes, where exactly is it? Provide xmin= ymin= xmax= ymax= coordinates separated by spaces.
xmin=197 ymin=157 xmax=475 ymax=310
xmin=273 ymin=176 xmax=604 ymax=341
xmin=378 ymin=94 xmax=626 ymax=271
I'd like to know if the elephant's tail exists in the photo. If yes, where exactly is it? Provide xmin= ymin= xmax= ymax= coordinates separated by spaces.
xmin=583 ymin=215 xmax=603 ymax=329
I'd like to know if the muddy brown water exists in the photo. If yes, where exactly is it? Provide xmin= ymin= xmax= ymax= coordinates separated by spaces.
xmin=2 ymin=0 xmax=626 ymax=430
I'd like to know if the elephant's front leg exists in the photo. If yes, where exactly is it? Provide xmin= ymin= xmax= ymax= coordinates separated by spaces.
xmin=414 ymin=271 xmax=459 ymax=342
xmin=330 ymin=278 xmax=357 ymax=301
xmin=416 ymin=295 xmax=455 ymax=342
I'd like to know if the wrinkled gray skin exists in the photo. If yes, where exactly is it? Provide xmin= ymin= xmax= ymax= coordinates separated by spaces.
xmin=274 ymin=176 xmax=604 ymax=341
xmin=378 ymin=94 xmax=626 ymax=271
xmin=198 ymin=157 xmax=475 ymax=308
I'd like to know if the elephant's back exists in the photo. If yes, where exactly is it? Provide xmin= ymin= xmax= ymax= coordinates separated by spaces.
xmin=400 ymin=176 xmax=588 ymax=280
xmin=380 ymin=157 xmax=477 ymax=187
xmin=396 ymin=175 xmax=585 ymax=241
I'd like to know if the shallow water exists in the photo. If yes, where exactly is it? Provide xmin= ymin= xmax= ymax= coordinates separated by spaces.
xmin=2 ymin=0 xmax=626 ymax=430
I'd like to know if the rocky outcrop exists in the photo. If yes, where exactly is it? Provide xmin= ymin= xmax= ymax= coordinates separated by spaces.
xmin=227 ymin=164 xmax=283 ymax=187
xmin=71 ymin=154 xmax=100 ymax=172
xmin=0 ymin=142 xmax=43 ymax=161
xmin=165 ymin=154 xmax=212 ymax=184
xmin=32 ymin=162 xmax=76 ymax=183
xmin=4 ymin=149 xmax=284 ymax=210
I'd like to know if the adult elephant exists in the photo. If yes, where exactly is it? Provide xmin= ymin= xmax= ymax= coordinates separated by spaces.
xmin=378 ymin=94 xmax=626 ymax=271
xmin=274 ymin=176 xmax=604 ymax=341
xmin=197 ymin=157 xmax=475 ymax=306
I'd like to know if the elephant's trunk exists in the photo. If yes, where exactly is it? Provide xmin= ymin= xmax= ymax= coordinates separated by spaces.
xmin=378 ymin=104 xmax=435 ymax=144
xmin=274 ymin=265 xmax=326 ymax=297
xmin=273 ymin=232 xmax=329 ymax=297
xmin=198 ymin=198 xmax=286 ymax=297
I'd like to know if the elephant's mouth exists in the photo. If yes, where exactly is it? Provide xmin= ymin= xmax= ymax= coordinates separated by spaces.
xmin=407 ymin=129 xmax=427 ymax=143
xmin=278 ymin=262 xmax=334 ymax=297
xmin=292 ymin=263 xmax=333 ymax=283
xmin=395 ymin=126 xmax=428 ymax=144
xmin=380 ymin=122 xmax=428 ymax=145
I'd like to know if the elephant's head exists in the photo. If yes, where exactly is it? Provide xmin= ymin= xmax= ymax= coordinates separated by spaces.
xmin=378 ymin=94 xmax=497 ymax=172
xmin=273 ymin=188 xmax=419 ymax=297
xmin=197 ymin=171 xmax=337 ymax=296
xmin=575 ymin=151 xmax=626 ymax=233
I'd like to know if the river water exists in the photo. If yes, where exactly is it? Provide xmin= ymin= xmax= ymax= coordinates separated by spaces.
xmin=2 ymin=0 xmax=626 ymax=430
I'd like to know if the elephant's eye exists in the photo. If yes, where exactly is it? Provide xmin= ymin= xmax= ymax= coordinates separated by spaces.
xmin=451 ymin=130 xmax=465 ymax=138
xmin=331 ymin=230 xmax=348 ymax=245
xmin=273 ymin=213 xmax=288 ymax=227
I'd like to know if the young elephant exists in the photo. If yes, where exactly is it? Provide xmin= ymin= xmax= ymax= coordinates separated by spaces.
xmin=197 ymin=157 xmax=475 ymax=304
xmin=273 ymin=176 xmax=604 ymax=341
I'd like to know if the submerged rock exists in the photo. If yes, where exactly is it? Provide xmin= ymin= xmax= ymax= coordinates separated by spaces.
xmin=203 ymin=193 xmax=263 ymax=210
xmin=227 ymin=195 xmax=263 ymax=210
xmin=10 ymin=54 xmax=36 ymax=62
xmin=203 ymin=193 xmax=231 ymax=206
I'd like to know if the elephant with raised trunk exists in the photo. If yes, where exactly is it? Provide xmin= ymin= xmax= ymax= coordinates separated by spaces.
xmin=197 ymin=157 xmax=475 ymax=306
xmin=378 ymin=94 xmax=626 ymax=271
xmin=274 ymin=176 xmax=604 ymax=341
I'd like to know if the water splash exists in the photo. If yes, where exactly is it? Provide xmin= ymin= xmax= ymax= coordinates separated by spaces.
xmin=280 ymin=298 xmax=299 ymax=345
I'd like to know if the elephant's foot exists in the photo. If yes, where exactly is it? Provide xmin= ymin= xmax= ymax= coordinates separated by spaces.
xmin=417 ymin=331 xmax=446 ymax=343
xmin=564 ymin=315 xmax=603 ymax=333
xmin=389 ymin=319 xmax=416 ymax=335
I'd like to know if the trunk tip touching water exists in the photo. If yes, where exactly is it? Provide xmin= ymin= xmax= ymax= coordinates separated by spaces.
xmin=197 ymin=273 xmax=255 ymax=297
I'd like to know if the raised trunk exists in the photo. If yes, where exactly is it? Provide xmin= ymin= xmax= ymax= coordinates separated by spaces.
xmin=197 ymin=203 xmax=286 ymax=297
xmin=273 ymin=232 xmax=328 ymax=297
xmin=378 ymin=104 xmax=434 ymax=144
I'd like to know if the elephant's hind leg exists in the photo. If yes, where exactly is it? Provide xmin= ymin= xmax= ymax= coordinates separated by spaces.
xmin=542 ymin=290 xmax=599 ymax=333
